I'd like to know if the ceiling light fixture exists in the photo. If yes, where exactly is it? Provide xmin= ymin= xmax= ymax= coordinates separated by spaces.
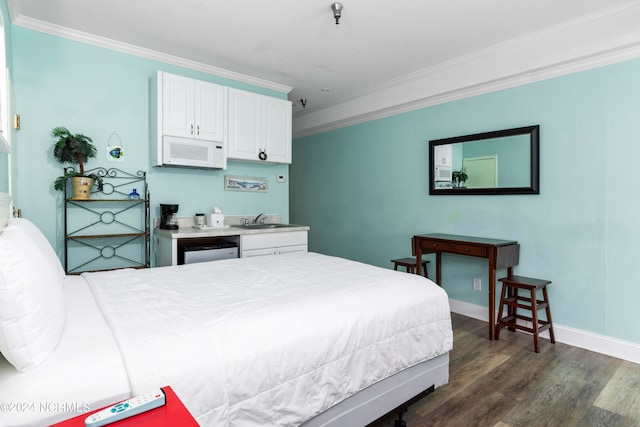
xmin=331 ymin=3 xmax=343 ymax=25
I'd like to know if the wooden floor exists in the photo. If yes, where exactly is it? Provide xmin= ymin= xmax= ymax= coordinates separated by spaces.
xmin=372 ymin=313 xmax=640 ymax=427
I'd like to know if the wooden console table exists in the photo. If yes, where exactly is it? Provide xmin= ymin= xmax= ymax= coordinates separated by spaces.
xmin=414 ymin=233 xmax=520 ymax=340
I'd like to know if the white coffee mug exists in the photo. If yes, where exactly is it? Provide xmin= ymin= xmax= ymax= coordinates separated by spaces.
xmin=195 ymin=213 xmax=205 ymax=227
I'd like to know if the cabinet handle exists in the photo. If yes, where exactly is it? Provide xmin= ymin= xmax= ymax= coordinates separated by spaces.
xmin=191 ymin=124 xmax=194 ymax=135
xmin=258 ymin=150 xmax=268 ymax=161
xmin=196 ymin=125 xmax=200 ymax=136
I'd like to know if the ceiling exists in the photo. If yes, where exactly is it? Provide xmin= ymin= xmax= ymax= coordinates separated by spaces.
xmin=7 ymin=0 xmax=640 ymax=135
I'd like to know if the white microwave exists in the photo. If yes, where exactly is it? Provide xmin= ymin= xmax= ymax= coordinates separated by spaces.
xmin=160 ymin=135 xmax=226 ymax=169
xmin=434 ymin=166 xmax=452 ymax=181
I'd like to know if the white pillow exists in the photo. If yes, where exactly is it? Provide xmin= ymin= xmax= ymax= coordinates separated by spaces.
xmin=0 ymin=223 xmax=66 ymax=372
xmin=6 ymin=218 xmax=65 ymax=283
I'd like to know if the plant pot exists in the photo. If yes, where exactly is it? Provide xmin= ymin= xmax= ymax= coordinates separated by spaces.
xmin=71 ymin=176 xmax=94 ymax=199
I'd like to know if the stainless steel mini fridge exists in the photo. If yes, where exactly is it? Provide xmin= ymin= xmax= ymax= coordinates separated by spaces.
xmin=179 ymin=241 xmax=238 ymax=264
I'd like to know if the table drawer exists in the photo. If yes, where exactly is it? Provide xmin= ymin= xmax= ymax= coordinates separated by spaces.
xmin=423 ymin=240 xmax=488 ymax=257
xmin=422 ymin=240 xmax=447 ymax=252
xmin=448 ymin=243 xmax=488 ymax=257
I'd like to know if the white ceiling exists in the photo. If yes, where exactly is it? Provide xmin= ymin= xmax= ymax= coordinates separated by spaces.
xmin=7 ymin=0 xmax=640 ymax=137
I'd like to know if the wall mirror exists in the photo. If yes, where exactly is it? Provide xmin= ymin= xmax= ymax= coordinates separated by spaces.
xmin=429 ymin=125 xmax=539 ymax=195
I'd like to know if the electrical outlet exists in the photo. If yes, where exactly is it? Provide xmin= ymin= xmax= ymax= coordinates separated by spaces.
xmin=473 ymin=278 xmax=481 ymax=291
xmin=276 ymin=174 xmax=286 ymax=183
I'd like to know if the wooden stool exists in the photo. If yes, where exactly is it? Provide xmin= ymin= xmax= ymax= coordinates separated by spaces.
xmin=391 ymin=257 xmax=430 ymax=278
xmin=495 ymin=275 xmax=555 ymax=353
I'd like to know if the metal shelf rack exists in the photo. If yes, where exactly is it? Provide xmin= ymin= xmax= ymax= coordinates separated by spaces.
xmin=63 ymin=167 xmax=150 ymax=274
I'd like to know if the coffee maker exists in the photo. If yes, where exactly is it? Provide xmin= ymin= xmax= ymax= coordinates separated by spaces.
xmin=160 ymin=204 xmax=179 ymax=230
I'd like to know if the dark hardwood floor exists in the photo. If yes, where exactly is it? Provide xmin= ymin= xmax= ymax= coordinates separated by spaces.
xmin=372 ymin=313 xmax=640 ymax=427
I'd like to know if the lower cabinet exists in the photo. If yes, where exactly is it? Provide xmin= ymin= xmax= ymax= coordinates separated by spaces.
xmin=240 ymin=231 xmax=308 ymax=258
xmin=155 ymin=229 xmax=308 ymax=265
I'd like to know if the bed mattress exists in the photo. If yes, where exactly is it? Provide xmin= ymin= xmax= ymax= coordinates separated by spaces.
xmin=83 ymin=252 xmax=453 ymax=426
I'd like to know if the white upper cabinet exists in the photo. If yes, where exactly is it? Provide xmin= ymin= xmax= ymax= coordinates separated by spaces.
xmin=264 ymin=97 xmax=292 ymax=163
xmin=151 ymin=71 xmax=291 ymax=167
xmin=228 ymin=88 xmax=292 ymax=164
xmin=194 ymin=80 xmax=226 ymax=142
xmin=227 ymin=88 xmax=261 ymax=159
xmin=161 ymin=72 xmax=226 ymax=142
xmin=434 ymin=144 xmax=452 ymax=167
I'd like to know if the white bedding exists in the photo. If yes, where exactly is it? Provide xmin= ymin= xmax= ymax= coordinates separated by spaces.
xmin=83 ymin=252 xmax=453 ymax=426
xmin=0 ymin=276 xmax=130 ymax=427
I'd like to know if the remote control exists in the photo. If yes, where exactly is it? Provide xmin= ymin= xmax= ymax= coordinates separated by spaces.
xmin=84 ymin=389 xmax=166 ymax=427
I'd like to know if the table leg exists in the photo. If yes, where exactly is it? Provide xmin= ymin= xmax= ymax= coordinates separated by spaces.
xmin=506 ymin=266 xmax=515 ymax=331
xmin=489 ymin=267 xmax=496 ymax=340
xmin=435 ymin=252 xmax=442 ymax=285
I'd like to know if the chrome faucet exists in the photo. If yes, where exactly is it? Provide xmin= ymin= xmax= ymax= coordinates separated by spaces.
xmin=254 ymin=213 xmax=266 ymax=224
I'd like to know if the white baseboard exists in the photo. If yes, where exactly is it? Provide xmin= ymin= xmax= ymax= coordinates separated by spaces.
xmin=449 ymin=299 xmax=640 ymax=365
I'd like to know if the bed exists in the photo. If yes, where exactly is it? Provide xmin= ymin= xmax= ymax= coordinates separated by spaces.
xmin=0 ymin=217 xmax=453 ymax=427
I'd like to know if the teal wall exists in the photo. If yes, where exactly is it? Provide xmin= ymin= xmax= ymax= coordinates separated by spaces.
xmin=291 ymin=58 xmax=640 ymax=344
xmin=7 ymin=24 xmax=290 ymax=262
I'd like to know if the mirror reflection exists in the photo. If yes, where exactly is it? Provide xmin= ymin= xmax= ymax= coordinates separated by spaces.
xmin=429 ymin=125 xmax=539 ymax=195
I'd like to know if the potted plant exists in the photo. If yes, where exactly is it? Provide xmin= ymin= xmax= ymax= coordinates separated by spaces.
xmin=452 ymin=170 xmax=468 ymax=188
xmin=52 ymin=127 xmax=103 ymax=199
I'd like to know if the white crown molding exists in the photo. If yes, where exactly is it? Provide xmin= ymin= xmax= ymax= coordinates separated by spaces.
xmin=449 ymin=299 xmax=640 ymax=365
xmin=9 ymin=15 xmax=293 ymax=95
xmin=293 ymin=2 xmax=640 ymax=138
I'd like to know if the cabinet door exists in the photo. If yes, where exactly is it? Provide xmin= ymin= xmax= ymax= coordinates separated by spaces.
xmin=162 ymin=73 xmax=195 ymax=138
xmin=276 ymin=244 xmax=307 ymax=255
xmin=241 ymin=247 xmax=278 ymax=258
xmin=228 ymin=88 xmax=262 ymax=160
xmin=156 ymin=234 xmax=177 ymax=266
xmin=241 ymin=231 xmax=307 ymax=252
xmin=195 ymin=81 xmax=226 ymax=142
xmin=434 ymin=144 xmax=452 ymax=167
xmin=264 ymin=97 xmax=292 ymax=164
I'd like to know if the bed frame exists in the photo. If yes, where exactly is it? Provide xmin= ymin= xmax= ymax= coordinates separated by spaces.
xmin=302 ymin=352 xmax=449 ymax=426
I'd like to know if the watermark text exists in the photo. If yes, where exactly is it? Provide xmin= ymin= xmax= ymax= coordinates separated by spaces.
xmin=0 ymin=401 xmax=91 ymax=413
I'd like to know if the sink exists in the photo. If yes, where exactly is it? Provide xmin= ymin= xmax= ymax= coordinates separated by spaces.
xmin=237 ymin=223 xmax=296 ymax=229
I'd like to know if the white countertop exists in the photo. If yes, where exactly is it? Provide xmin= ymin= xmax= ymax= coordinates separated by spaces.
xmin=154 ymin=224 xmax=310 ymax=239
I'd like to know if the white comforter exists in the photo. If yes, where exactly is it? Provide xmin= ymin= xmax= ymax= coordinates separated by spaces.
xmin=83 ymin=252 xmax=453 ymax=426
